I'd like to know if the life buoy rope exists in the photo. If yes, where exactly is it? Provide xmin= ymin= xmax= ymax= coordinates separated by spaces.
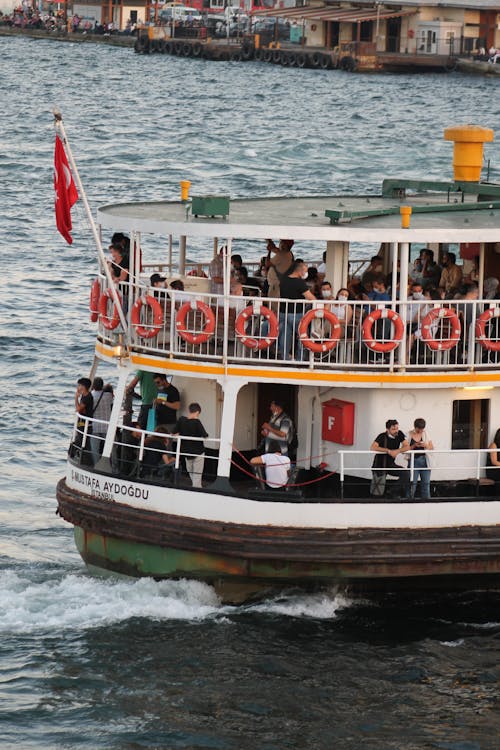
xmin=90 ymin=279 xmax=101 ymax=323
xmin=235 ymin=304 xmax=278 ymax=351
xmin=421 ymin=307 xmax=461 ymax=351
xmin=475 ymin=307 xmax=500 ymax=352
xmin=98 ymin=288 xmax=122 ymax=331
xmin=175 ymin=300 xmax=215 ymax=345
xmin=298 ymin=308 xmax=341 ymax=353
xmin=362 ymin=308 xmax=404 ymax=353
xmin=131 ymin=295 xmax=164 ymax=339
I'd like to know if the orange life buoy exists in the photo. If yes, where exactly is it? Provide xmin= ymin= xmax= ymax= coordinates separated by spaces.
xmin=298 ymin=308 xmax=341 ymax=353
xmin=421 ymin=307 xmax=461 ymax=351
xmin=311 ymin=24 xmax=317 ymax=31
xmin=362 ymin=308 xmax=404 ymax=353
xmin=175 ymin=300 xmax=215 ymax=345
xmin=475 ymin=307 xmax=500 ymax=352
xmin=408 ymin=28 xmax=414 ymax=39
xmin=235 ymin=304 xmax=278 ymax=351
xmin=131 ymin=295 xmax=164 ymax=339
xmin=90 ymin=279 xmax=101 ymax=322
xmin=98 ymin=288 xmax=122 ymax=330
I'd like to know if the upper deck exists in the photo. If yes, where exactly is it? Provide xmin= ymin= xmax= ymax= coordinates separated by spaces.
xmin=97 ymin=183 xmax=500 ymax=243
xmin=94 ymin=170 xmax=500 ymax=386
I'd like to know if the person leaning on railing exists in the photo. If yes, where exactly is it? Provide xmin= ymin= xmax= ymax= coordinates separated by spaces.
xmin=370 ymin=419 xmax=410 ymax=499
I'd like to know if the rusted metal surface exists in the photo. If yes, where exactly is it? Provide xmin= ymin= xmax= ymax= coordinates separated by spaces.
xmin=57 ymin=479 xmax=500 ymax=581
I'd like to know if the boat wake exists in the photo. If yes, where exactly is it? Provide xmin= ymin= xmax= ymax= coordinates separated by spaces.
xmin=0 ymin=570 xmax=356 ymax=634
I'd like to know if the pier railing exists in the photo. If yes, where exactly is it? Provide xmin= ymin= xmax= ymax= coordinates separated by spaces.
xmin=94 ymin=277 xmax=500 ymax=372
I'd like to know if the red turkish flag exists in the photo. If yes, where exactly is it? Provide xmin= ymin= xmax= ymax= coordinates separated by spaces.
xmin=54 ymin=134 xmax=78 ymax=244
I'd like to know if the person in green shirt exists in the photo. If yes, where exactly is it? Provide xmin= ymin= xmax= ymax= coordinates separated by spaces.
xmin=127 ymin=370 xmax=158 ymax=429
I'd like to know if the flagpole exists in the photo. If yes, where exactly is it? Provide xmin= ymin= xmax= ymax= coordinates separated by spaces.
xmin=53 ymin=109 xmax=129 ymax=337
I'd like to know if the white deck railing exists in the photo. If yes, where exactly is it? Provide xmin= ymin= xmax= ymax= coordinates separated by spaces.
xmin=93 ymin=276 xmax=500 ymax=372
xmin=338 ymin=448 xmax=497 ymax=484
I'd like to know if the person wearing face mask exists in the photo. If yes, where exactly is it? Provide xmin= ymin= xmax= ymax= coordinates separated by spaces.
xmin=330 ymin=287 xmax=353 ymax=326
xmin=278 ymin=260 xmax=316 ymax=360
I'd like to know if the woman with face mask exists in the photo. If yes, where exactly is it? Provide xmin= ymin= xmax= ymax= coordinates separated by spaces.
xmin=330 ymin=287 xmax=353 ymax=326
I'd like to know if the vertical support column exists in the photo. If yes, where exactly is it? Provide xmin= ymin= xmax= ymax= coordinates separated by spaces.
xmin=168 ymin=234 xmax=173 ymax=276
xmin=478 ymin=242 xmax=485 ymax=298
xmin=179 ymin=235 xmax=186 ymax=276
xmin=96 ymin=364 xmax=132 ymax=473
xmin=210 ymin=377 xmax=243 ymax=491
xmin=222 ymin=239 xmax=232 ymax=366
xmin=298 ymin=388 xmax=315 ymax=469
xmin=326 ymin=241 xmax=349 ymax=291
xmin=398 ymin=242 xmax=409 ymax=368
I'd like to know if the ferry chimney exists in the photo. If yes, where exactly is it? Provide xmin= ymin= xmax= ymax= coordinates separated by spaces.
xmin=444 ymin=124 xmax=494 ymax=182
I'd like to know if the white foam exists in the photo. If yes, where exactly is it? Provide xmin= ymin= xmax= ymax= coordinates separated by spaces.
xmin=246 ymin=588 xmax=354 ymax=619
xmin=0 ymin=570 xmax=222 ymax=634
xmin=244 ymin=148 xmax=257 ymax=157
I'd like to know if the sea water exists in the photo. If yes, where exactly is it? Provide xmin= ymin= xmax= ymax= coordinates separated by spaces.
xmin=1 ymin=34 xmax=500 ymax=749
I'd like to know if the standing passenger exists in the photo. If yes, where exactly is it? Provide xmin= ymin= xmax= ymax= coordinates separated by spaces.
xmin=174 ymin=403 xmax=208 ymax=488
xmin=89 ymin=376 xmax=114 ymax=465
xmin=408 ymin=418 xmax=434 ymax=499
xmin=127 ymin=370 xmax=158 ymax=430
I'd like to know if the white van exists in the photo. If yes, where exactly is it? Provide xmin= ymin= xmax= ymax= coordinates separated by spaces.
xmin=159 ymin=5 xmax=202 ymax=22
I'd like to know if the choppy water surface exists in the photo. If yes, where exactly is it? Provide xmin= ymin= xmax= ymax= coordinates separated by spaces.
xmin=1 ymin=34 xmax=500 ymax=749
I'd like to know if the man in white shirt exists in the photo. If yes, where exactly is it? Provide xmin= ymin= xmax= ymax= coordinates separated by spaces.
xmin=251 ymin=441 xmax=291 ymax=489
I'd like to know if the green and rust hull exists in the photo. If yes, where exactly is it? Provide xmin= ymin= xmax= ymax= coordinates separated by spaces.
xmin=57 ymin=478 xmax=500 ymax=600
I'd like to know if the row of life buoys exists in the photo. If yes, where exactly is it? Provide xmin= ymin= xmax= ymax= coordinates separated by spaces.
xmin=89 ymin=287 xmax=500 ymax=353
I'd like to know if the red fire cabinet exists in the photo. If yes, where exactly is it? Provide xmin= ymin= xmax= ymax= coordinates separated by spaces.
xmin=321 ymin=399 xmax=355 ymax=445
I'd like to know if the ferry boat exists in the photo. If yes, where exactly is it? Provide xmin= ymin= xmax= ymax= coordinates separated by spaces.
xmin=56 ymin=123 xmax=500 ymax=602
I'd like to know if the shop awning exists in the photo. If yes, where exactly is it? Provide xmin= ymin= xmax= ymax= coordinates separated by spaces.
xmin=252 ymin=5 xmax=417 ymax=23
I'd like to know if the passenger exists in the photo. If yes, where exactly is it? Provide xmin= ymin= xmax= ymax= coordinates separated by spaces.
xmin=420 ymin=248 xmax=441 ymax=289
xmin=235 ymin=266 xmax=249 ymax=289
xmin=266 ymin=238 xmax=294 ymax=298
xmin=250 ymin=440 xmax=291 ymax=490
xmin=370 ymin=419 xmax=410 ymax=498
xmin=150 ymin=273 xmax=166 ymax=289
xmin=411 ymin=287 xmax=442 ymax=357
xmin=209 ymin=245 xmax=225 ymax=296
xmin=486 ymin=429 xmax=500 ymax=482
xmin=231 ymin=254 xmax=243 ymax=274
xmin=317 ymin=251 xmax=327 ymax=283
xmin=330 ymin=287 xmax=353 ymax=328
xmin=408 ymin=418 xmax=434 ymax=499
xmin=74 ymin=377 xmax=93 ymax=452
xmin=108 ymin=242 xmax=129 ymax=286
xmin=153 ymin=373 xmax=180 ymax=433
xmin=361 ymin=255 xmax=383 ymax=287
xmin=111 ymin=232 xmax=130 ymax=255
xmin=439 ymin=252 xmax=463 ymax=297
xmin=169 ymin=279 xmax=191 ymax=304
xmin=483 ymin=277 xmax=499 ymax=299
xmin=142 ymin=427 xmax=176 ymax=479
xmin=126 ymin=370 xmax=158 ymax=430
xmin=277 ymin=260 xmax=316 ymax=360
xmin=306 ymin=266 xmax=321 ymax=297
xmin=260 ymin=400 xmax=294 ymax=456
xmin=89 ymin=376 xmax=114 ymax=465
xmin=173 ymin=403 xmax=208 ymax=489
xmin=150 ymin=273 xmax=168 ymax=305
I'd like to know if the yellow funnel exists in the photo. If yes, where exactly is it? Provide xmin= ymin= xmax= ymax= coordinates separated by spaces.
xmin=444 ymin=124 xmax=494 ymax=182
xmin=180 ymin=180 xmax=191 ymax=202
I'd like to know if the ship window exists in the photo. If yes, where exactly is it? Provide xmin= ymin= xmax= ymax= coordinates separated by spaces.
xmin=451 ymin=399 xmax=489 ymax=451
